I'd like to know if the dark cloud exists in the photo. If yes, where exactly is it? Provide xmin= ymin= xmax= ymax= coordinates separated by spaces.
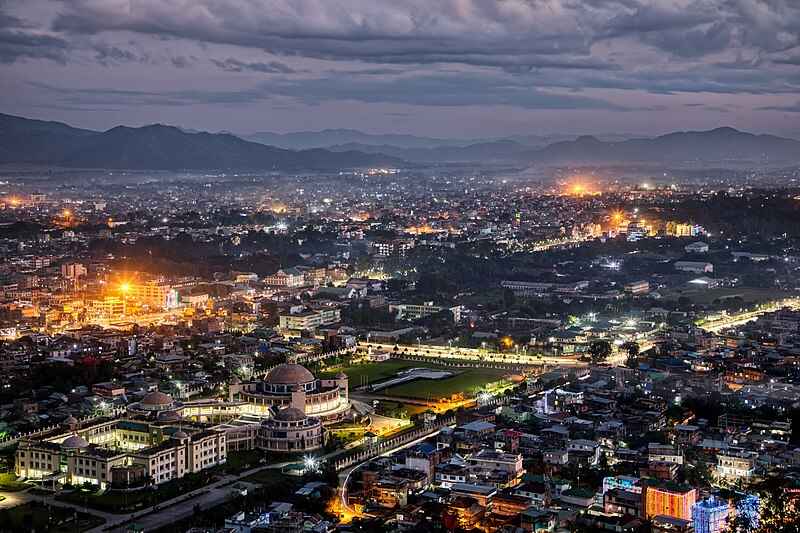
xmin=211 ymin=57 xmax=296 ymax=74
xmin=28 ymin=72 xmax=627 ymax=111
xmin=92 ymin=42 xmax=148 ymax=65
xmin=170 ymin=55 xmax=194 ymax=68
xmin=758 ymin=101 xmax=800 ymax=113
xmin=0 ymin=7 xmax=69 ymax=63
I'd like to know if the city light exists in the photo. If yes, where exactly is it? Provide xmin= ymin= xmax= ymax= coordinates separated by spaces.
xmin=303 ymin=455 xmax=320 ymax=473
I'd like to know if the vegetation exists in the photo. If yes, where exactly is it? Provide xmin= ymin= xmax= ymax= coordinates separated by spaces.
xmin=0 ymin=502 xmax=104 ymax=532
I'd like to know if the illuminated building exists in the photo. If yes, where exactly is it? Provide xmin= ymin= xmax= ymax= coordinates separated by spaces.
xmin=389 ymin=302 xmax=462 ymax=323
xmin=624 ymin=280 xmax=650 ymax=295
xmin=230 ymin=364 xmax=350 ymax=424
xmin=372 ymin=237 xmax=415 ymax=258
xmin=278 ymin=307 xmax=341 ymax=331
xmin=15 ymin=417 xmax=226 ymax=489
xmin=674 ymin=261 xmax=714 ymax=273
xmin=265 ymin=268 xmax=305 ymax=288
xmin=258 ymin=407 xmax=323 ymax=453
xmin=61 ymin=262 xmax=87 ymax=280
xmin=645 ymin=482 xmax=697 ymax=520
xmin=716 ymin=449 xmax=758 ymax=481
xmin=692 ymin=496 xmax=729 ymax=533
xmin=126 ymin=281 xmax=173 ymax=309
xmin=603 ymin=476 xmax=641 ymax=495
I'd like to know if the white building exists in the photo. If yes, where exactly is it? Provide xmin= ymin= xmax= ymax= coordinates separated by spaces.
xmin=674 ymin=261 xmax=714 ymax=273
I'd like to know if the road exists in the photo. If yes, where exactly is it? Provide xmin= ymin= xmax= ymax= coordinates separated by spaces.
xmin=696 ymin=297 xmax=800 ymax=333
xmin=359 ymin=341 xmax=586 ymax=368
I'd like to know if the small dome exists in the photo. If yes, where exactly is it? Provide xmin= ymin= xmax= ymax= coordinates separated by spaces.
xmin=141 ymin=391 xmax=174 ymax=407
xmin=62 ymin=415 xmax=79 ymax=426
xmin=172 ymin=430 xmax=189 ymax=440
xmin=335 ymin=372 xmax=348 ymax=380
xmin=62 ymin=435 xmax=90 ymax=449
xmin=229 ymin=374 xmax=241 ymax=385
xmin=157 ymin=409 xmax=181 ymax=422
xmin=274 ymin=407 xmax=307 ymax=422
xmin=266 ymin=364 xmax=314 ymax=385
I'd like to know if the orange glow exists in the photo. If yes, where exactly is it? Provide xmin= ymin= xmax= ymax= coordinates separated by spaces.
xmin=405 ymin=224 xmax=435 ymax=235
xmin=7 ymin=196 xmax=21 ymax=207
xmin=570 ymin=183 xmax=587 ymax=195
xmin=611 ymin=210 xmax=625 ymax=223
xmin=62 ymin=208 xmax=73 ymax=218
xmin=501 ymin=336 xmax=514 ymax=349
xmin=119 ymin=282 xmax=132 ymax=294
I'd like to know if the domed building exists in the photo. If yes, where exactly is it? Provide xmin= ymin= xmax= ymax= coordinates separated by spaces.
xmin=258 ymin=407 xmax=323 ymax=453
xmin=229 ymin=363 xmax=349 ymax=424
xmin=141 ymin=391 xmax=175 ymax=411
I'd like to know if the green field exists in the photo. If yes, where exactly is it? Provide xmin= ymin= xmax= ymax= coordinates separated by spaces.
xmin=320 ymin=359 xmax=511 ymax=400
xmin=382 ymin=368 xmax=509 ymax=400
xmin=0 ymin=472 xmax=29 ymax=491
xmin=0 ymin=501 xmax=104 ymax=532
xmin=319 ymin=360 xmax=444 ymax=387
xmin=661 ymin=287 xmax=795 ymax=305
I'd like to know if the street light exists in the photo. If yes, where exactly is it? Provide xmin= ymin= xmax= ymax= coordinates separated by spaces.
xmin=303 ymin=455 xmax=320 ymax=473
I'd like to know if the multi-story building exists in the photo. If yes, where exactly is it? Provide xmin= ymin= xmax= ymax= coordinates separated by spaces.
xmin=15 ymin=417 xmax=226 ymax=489
xmin=231 ymin=363 xmax=350 ymax=424
xmin=258 ymin=407 xmax=323 ymax=453
xmin=389 ymin=302 xmax=462 ymax=323
xmin=624 ymin=280 xmax=650 ymax=295
xmin=468 ymin=450 xmax=524 ymax=485
xmin=644 ymin=482 xmax=697 ymax=520
xmin=61 ymin=262 xmax=87 ymax=280
xmin=265 ymin=268 xmax=305 ymax=288
xmin=692 ymin=496 xmax=729 ymax=533
xmin=716 ymin=449 xmax=758 ymax=481
xmin=278 ymin=307 xmax=341 ymax=331
xmin=372 ymin=238 xmax=415 ymax=258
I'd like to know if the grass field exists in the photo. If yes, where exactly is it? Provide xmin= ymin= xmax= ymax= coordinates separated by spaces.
xmin=381 ymin=367 xmax=509 ymax=400
xmin=320 ymin=359 xmax=510 ymax=400
xmin=0 ymin=472 xmax=29 ymax=491
xmin=660 ymin=287 xmax=795 ymax=305
xmin=319 ymin=360 xmax=444 ymax=387
xmin=0 ymin=501 xmax=104 ymax=532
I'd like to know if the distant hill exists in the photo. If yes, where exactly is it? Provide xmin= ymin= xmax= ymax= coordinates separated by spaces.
xmin=532 ymin=127 xmax=800 ymax=164
xmin=250 ymin=126 xmax=800 ymax=164
xmin=326 ymin=140 xmax=533 ymax=162
xmin=3 ymin=113 xmax=797 ymax=168
xmin=244 ymin=129 xmax=484 ymax=150
xmin=0 ymin=113 xmax=403 ymax=171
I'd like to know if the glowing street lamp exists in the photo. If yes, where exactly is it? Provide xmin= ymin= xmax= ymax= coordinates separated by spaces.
xmin=303 ymin=455 xmax=320 ymax=473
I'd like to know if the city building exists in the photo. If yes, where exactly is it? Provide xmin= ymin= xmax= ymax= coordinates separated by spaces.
xmin=230 ymin=364 xmax=350 ymax=423
xmin=644 ymin=482 xmax=697 ymax=520
xmin=258 ymin=407 xmax=323 ymax=453
xmin=15 ymin=418 xmax=226 ymax=489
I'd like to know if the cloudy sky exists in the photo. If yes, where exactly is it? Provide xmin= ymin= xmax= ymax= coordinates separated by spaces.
xmin=1 ymin=0 xmax=799 ymax=137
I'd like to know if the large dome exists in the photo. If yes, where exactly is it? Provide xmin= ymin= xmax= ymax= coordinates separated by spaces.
xmin=62 ymin=435 xmax=90 ymax=449
xmin=266 ymin=364 xmax=315 ymax=385
xmin=140 ymin=391 xmax=174 ymax=410
xmin=274 ymin=407 xmax=307 ymax=422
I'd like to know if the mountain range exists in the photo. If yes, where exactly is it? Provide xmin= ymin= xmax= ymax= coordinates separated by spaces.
xmin=2 ymin=112 xmax=799 ymax=170
xmin=0 ymin=113 xmax=401 ymax=171
xmin=319 ymin=128 xmax=800 ymax=164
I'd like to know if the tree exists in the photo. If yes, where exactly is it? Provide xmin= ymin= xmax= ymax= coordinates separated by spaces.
xmin=588 ymin=340 xmax=612 ymax=364
xmin=622 ymin=341 xmax=640 ymax=368
xmin=502 ymin=288 xmax=516 ymax=309
xmin=728 ymin=476 xmax=800 ymax=532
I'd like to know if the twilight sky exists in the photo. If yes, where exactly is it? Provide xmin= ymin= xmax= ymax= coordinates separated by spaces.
xmin=1 ymin=0 xmax=800 ymax=138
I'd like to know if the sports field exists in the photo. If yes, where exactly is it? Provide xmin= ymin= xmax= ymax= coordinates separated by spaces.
xmin=320 ymin=359 xmax=510 ymax=400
